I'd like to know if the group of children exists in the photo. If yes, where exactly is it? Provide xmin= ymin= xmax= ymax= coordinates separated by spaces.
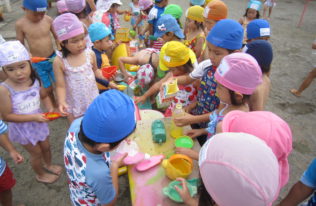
xmin=0 ymin=0 xmax=314 ymax=205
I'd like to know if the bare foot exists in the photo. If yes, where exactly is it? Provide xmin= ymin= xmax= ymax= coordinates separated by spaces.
xmin=36 ymin=173 xmax=59 ymax=184
xmin=44 ymin=164 xmax=63 ymax=175
xmin=290 ymin=89 xmax=301 ymax=97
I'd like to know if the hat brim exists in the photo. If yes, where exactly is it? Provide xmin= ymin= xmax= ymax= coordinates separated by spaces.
xmin=159 ymin=48 xmax=197 ymax=71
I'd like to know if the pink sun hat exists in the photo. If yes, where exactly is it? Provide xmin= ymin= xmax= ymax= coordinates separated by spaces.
xmin=0 ymin=41 xmax=30 ymax=67
xmin=139 ymin=0 xmax=153 ymax=10
xmin=53 ymin=13 xmax=84 ymax=41
xmin=57 ymin=0 xmax=68 ymax=13
xmin=199 ymin=132 xmax=280 ymax=206
xmin=215 ymin=52 xmax=262 ymax=95
xmin=222 ymin=111 xmax=292 ymax=189
xmin=65 ymin=0 xmax=86 ymax=13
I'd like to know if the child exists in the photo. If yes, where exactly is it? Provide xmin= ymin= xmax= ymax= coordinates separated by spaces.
xmin=129 ymin=0 xmax=144 ymax=35
xmin=56 ymin=0 xmax=68 ymax=15
xmin=263 ymin=0 xmax=276 ymax=20
xmin=244 ymin=40 xmax=273 ymax=111
xmin=177 ymin=53 xmax=263 ymax=159
xmin=173 ymin=19 xmax=244 ymax=146
xmin=277 ymin=158 xmax=316 ymax=206
xmin=16 ymin=0 xmax=57 ymax=111
xmin=290 ymin=40 xmax=316 ymax=97
xmin=88 ymin=22 xmax=118 ymax=93
xmin=190 ymin=0 xmax=205 ymax=6
xmin=176 ymin=132 xmax=280 ymax=206
xmin=147 ymin=0 xmax=168 ymax=49
xmin=64 ymin=90 xmax=136 ymax=205
xmin=246 ymin=19 xmax=271 ymax=43
xmin=184 ymin=6 xmax=206 ymax=62
xmin=53 ymin=13 xmax=103 ymax=123
xmin=65 ymin=0 xmax=93 ymax=49
xmin=154 ymin=14 xmax=184 ymax=44
xmin=220 ymin=111 xmax=292 ymax=189
xmin=0 ymin=41 xmax=62 ymax=184
xmin=0 ymin=120 xmax=24 ymax=206
xmin=239 ymin=0 xmax=261 ymax=45
xmin=135 ymin=41 xmax=198 ymax=117
xmin=162 ymin=4 xmax=183 ymax=28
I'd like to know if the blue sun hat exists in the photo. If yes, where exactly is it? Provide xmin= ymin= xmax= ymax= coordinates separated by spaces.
xmin=206 ymin=19 xmax=244 ymax=50
xmin=88 ymin=22 xmax=114 ymax=42
xmin=190 ymin=0 xmax=205 ymax=6
xmin=247 ymin=19 xmax=270 ymax=40
xmin=23 ymin=0 xmax=47 ymax=12
xmin=82 ymin=90 xmax=136 ymax=143
xmin=154 ymin=14 xmax=184 ymax=39
xmin=247 ymin=0 xmax=262 ymax=11
xmin=244 ymin=40 xmax=273 ymax=70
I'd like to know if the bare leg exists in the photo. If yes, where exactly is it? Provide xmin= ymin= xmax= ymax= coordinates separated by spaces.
xmin=290 ymin=68 xmax=316 ymax=96
xmin=38 ymin=138 xmax=62 ymax=175
xmin=263 ymin=5 xmax=267 ymax=19
xmin=42 ymin=86 xmax=57 ymax=111
xmin=268 ymin=6 xmax=273 ymax=18
xmin=23 ymin=143 xmax=59 ymax=184
xmin=67 ymin=113 xmax=75 ymax=124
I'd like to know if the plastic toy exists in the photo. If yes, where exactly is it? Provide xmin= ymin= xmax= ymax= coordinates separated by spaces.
xmin=111 ymin=43 xmax=132 ymax=71
xmin=135 ymin=154 xmax=164 ymax=172
xmin=156 ymin=79 xmax=179 ymax=109
xmin=162 ymin=154 xmax=193 ymax=180
xmin=101 ymin=66 xmax=117 ymax=79
xmin=115 ymin=28 xmax=131 ymax=42
xmin=151 ymin=120 xmax=166 ymax=144
xmin=31 ymin=57 xmax=54 ymax=63
xmin=162 ymin=179 xmax=198 ymax=203
xmin=118 ymin=166 xmax=127 ymax=176
xmin=117 ymin=84 xmax=127 ymax=91
xmin=124 ymin=13 xmax=131 ymax=22
xmin=127 ymin=65 xmax=140 ymax=72
xmin=129 ymin=29 xmax=136 ymax=38
xmin=43 ymin=112 xmax=61 ymax=121
xmin=175 ymin=136 xmax=194 ymax=148
xmin=111 ymin=140 xmax=144 ymax=165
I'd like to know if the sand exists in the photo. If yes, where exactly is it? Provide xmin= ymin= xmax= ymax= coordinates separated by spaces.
xmin=1 ymin=0 xmax=315 ymax=205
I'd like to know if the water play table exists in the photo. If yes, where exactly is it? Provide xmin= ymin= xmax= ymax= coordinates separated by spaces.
xmin=128 ymin=109 xmax=200 ymax=206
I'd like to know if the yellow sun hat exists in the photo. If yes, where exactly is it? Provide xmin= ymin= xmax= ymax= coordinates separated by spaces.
xmin=186 ymin=6 xmax=204 ymax=23
xmin=159 ymin=41 xmax=197 ymax=71
xmin=204 ymin=0 xmax=214 ymax=6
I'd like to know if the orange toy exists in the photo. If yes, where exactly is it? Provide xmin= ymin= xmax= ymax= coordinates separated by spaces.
xmin=31 ymin=57 xmax=49 ymax=63
xmin=43 ymin=112 xmax=61 ymax=121
xmin=101 ymin=66 xmax=118 ymax=79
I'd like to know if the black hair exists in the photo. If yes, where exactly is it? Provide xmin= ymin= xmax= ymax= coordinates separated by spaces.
xmin=177 ymin=19 xmax=183 ymax=29
xmin=194 ymin=20 xmax=204 ymax=30
xmin=182 ymin=58 xmax=194 ymax=73
xmin=111 ymin=3 xmax=120 ymax=9
xmin=78 ymin=123 xmax=136 ymax=150
xmin=60 ymin=40 xmax=71 ymax=58
xmin=198 ymin=180 xmax=216 ymax=206
xmin=74 ymin=9 xmax=88 ymax=19
xmin=243 ymin=8 xmax=260 ymax=19
xmin=143 ymin=5 xmax=153 ymax=15
xmin=261 ymin=65 xmax=271 ymax=74
xmin=226 ymin=49 xmax=235 ymax=54
xmin=164 ymin=32 xmax=181 ymax=40
xmin=228 ymin=89 xmax=251 ymax=106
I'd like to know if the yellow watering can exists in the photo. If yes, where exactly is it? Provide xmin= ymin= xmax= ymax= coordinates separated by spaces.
xmin=162 ymin=154 xmax=193 ymax=180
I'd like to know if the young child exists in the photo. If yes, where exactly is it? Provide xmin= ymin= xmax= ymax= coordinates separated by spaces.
xmin=162 ymin=4 xmax=183 ymax=28
xmin=65 ymin=0 xmax=93 ymax=49
xmin=57 ymin=0 xmax=68 ymax=15
xmin=263 ymin=0 xmax=276 ymax=20
xmin=244 ymin=40 xmax=273 ymax=111
xmin=176 ymin=132 xmax=280 ymax=206
xmin=16 ymin=0 xmax=57 ymax=110
xmin=129 ymin=0 xmax=144 ymax=35
xmin=53 ymin=13 xmax=103 ymax=123
xmin=239 ymin=0 xmax=261 ymax=45
xmin=0 ymin=120 xmax=24 ymax=206
xmin=277 ymin=158 xmax=316 ymax=206
xmin=290 ymin=39 xmax=316 ymax=97
xmin=190 ymin=0 xmax=205 ymax=6
xmin=88 ymin=22 xmax=118 ymax=93
xmin=154 ymin=14 xmax=184 ymax=44
xmin=184 ymin=6 xmax=206 ymax=62
xmin=220 ymin=111 xmax=292 ymax=189
xmin=173 ymin=19 xmax=244 ymax=146
xmin=135 ymin=41 xmax=198 ymax=117
xmin=0 ymin=41 xmax=62 ymax=184
xmin=246 ymin=19 xmax=271 ymax=43
xmin=64 ymin=90 xmax=136 ymax=206
xmin=177 ymin=53 xmax=262 ymax=159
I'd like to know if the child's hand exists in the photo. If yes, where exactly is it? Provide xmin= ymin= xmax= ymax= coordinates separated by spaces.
xmin=183 ymin=103 xmax=196 ymax=113
xmin=175 ymin=148 xmax=199 ymax=160
xmin=33 ymin=114 xmax=49 ymax=122
xmin=109 ymin=81 xmax=118 ymax=90
xmin=112 ymin=152 xmax=128 ymax=168
xmin=174 ymin=112 xmax=193 ymax=127
xmin=174 ymin=178 xmax=197 ymax=205
xmin=124 ymin=74 xmax=134 ymax=83
xmin=9 ymin=150 xmax=24 ymax=164
xmin=186 ymin=129 xmax=207 ymax=139
xmin=134 ymin=95 xmax=146 ymax=104
xmin=58 ymin=103 xmax=69 ymax=116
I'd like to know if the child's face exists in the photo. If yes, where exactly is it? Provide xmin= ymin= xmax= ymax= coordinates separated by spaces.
xmin=207 ymin=42 xmax=230 ymax=67
xmin=64 ymin=33 xmax=86 ymax=55
xmin=24 ymin=9 xmax=45 ymax=23
xmin=185 ymin=18 xmax=197 ymax=30
xmin=109 ymin=4 xmax=119 ymax=14
xmin=169 ymin=66 xmax=187 ymax=76
xmin=246 ymin=8 xmax=257 ymax=19
xmin=133 ymin=0 xmax=139 ymax=4
xmin=203 ymin=18 xmax=217 ymax=34
xmin=99 ymin=36 xmax=113 ymax=51
xmin=3 ymin=61 xmax=32 ymax=84
xmin=161 ymin=32 xmax=174 ymax=43
xmin=215 ymin=82 xmax=231 ymax=104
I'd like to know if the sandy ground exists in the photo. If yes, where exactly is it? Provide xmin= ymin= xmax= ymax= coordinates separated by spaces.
xmin=0 ymin=0 xmax=315 ymax=205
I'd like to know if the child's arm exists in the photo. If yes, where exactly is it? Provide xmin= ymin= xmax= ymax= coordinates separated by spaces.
xmin=15 ymin=19 xmax=25 ymax=45
xmin=40 ymin=86 xmax=54 ymax=112
xmin=91 ymin=52 xmax=108 ymax=80
xmin=238 ymin=17 xmax=244 ymax=25
xmin=0 ymin=124 xmax=24 ymax=164
xmin=117 ymin=9 xmax=127 ymax=15
xmin=53 ymin=57 xmax=69 ymax=116
xmin=118 ymin=56 xmax=137 ymax=81
xmin=135 ymin=72 xmax=172 ymax=104
xmin=277 ymin=181 xmax=314 ymax=206
xmin=174 ymin=112 xmax=211 ymax=127
xmin=175 ymin=148 xmax=199 ymax=160
xmin=0 ymin=86 xmax=49 ymax=123
xmin=194 ymin=36 xmax=205 ymax=60
xmin=186 ymin=128 xmax=208 ymax=139
xmin=86 ymin=0 xmax=96 ymax=13
xmin=175 ymin=178 xmax=199 ymax=206
xmin=49 ymin=16 xmax=61 ymax=51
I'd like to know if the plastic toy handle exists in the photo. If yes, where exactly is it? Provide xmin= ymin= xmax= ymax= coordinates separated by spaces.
xmin=134 ymin=103 xmax=141 ymax=121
